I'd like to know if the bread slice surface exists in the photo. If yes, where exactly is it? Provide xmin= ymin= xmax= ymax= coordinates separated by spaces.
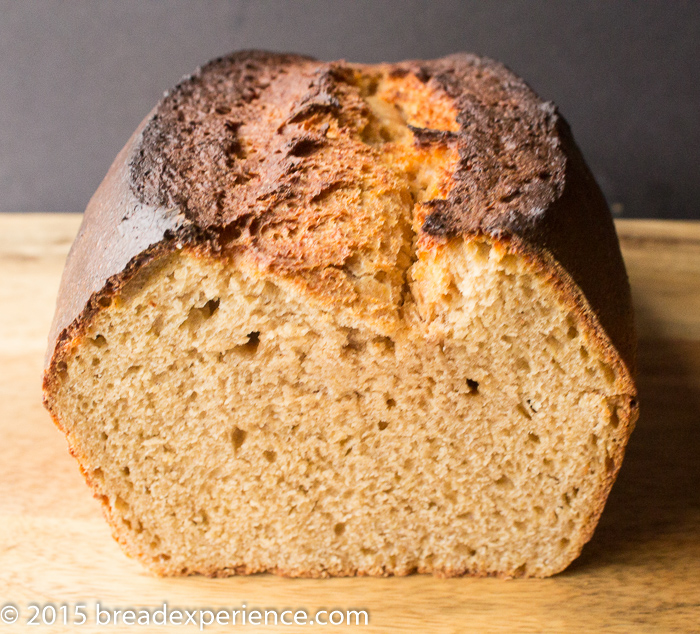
xmin=44 ymin=51 xmax=638 ymax=578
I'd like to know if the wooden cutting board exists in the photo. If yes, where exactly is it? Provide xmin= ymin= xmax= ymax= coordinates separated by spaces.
xmin=1 ymin=214 xmax=698 ymax=633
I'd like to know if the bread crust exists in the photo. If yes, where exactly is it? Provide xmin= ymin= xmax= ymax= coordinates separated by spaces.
xmin=43 ymin=51 xmax=638 ymax=577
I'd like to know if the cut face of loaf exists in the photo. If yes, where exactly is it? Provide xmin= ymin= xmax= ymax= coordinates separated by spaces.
xmin=50 ymin=242 xmax=633 ymax=578
xmin=43 ymin=51 xmax=638 ymax=578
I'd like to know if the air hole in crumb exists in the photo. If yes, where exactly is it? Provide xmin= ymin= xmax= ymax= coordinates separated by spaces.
xmin=263 ymin=450 xmax=277 ymax=463
xmin=91 ymin=334 xmax=108 ymax=348
xmin=148 ymin=315 xmax=164 ymax=337
xmin=372 ymin=336 xmax=395 ymax=352
xmin=377 ymin=421 xmax=390 ymax=431
xmin=334 ymin=522 xmax=346 ymax=536
xmin=495 ymin=475 xmax=513 ymax=488
xmin=343 ymin=253 xmax=362 ymax=276
xmin=516 ymin=404 xmax=532 ymax=420
xmin=605 ymin=455 xmax=616 ymax=474
xmin=386 ymin=397 xmax=396 ymax=409
xmin=456 ymin=511 xmax=473 ymax=520
xmin=181 ymin=298 xmax=221 ymax=330
xmin=579 ymin=346 xmax=589 ymax=361
xmin=567 ymin=324 xmax=578 ymax=340
xmin=231 ymin=426 xmax=247 ymax=451
xmin=92 ymin=468 xmax=104 ymax=480
xmin=514 ymin=563 xmax=527 ymax=577
xmin=545 ymin=334 xmax=562 ymax=351
xmin=159 ymin=553 xmax=171 ymax=562
xmin=56 ymin=361 xmax=68 ymax=381
xmin=343 ymin=328 xmax=364 ymax=352
xmin=456 ymin=544 xmax=477 ymax=556
xmin=97 ymin=296 xmax=112 ymax=308
xmin=202 ymin=298 xmax=220 ymax=318
xmin=609 ymin=408 xmax=620 ymax=428
xmin=589 ymin=433 xmax=599 ymax=447
xmin=600 ymin=362 xmax=616 ymax=385
xmin=516 ymin=358 xmax=530 ymax=373
xmin=236 ymin=331 xmax=260 ymax=354
xmin=559 ymin=538 xmax=570 ymax=549
xmin=527 ymin=432 xmax=540 ymax=444
xmin=114 ymin=496 xmax=129 ymax=513
xmin=534 ymin=506 xmax=544 ymax=515
xmin=121 ymin=466 xmax=130 ymax=476
xmin=466 ymin=379 xmax=479 ymax=394
xmin=193 ymin=510 xmax=209 ymax=526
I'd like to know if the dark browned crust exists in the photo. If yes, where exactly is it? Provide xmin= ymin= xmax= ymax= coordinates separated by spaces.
xmin=43 ymin=50 xmax=638 ymax=578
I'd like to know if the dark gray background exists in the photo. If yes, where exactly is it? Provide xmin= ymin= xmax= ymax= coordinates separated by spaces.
xmin=1 ymin=1 xmax=698 ymax=218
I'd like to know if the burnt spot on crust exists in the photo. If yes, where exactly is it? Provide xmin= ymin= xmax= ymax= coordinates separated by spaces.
xmin=130 ymin=51 xmax=567 ymax=246
xmin=130 ymin=50 xmax=315 ymax=227
xmin=421 ymin=200 xmax=453 ymax=235
xmin=129 ymin=53 xmax=374 ymax=239
xmin=400 ymin=54 xmax=567 ymax=240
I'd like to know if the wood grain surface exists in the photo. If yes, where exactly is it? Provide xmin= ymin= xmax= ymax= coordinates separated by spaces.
xmin=1 ymin=214 xmax=698 ymax=633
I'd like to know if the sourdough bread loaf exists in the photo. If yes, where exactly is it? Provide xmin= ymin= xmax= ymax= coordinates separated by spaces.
xmin=43 ymin=51 xmax=638 ymax=578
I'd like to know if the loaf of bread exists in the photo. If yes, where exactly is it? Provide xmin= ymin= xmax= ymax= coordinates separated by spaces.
xmin=43 ymin=51 xmax=638 ymax=578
